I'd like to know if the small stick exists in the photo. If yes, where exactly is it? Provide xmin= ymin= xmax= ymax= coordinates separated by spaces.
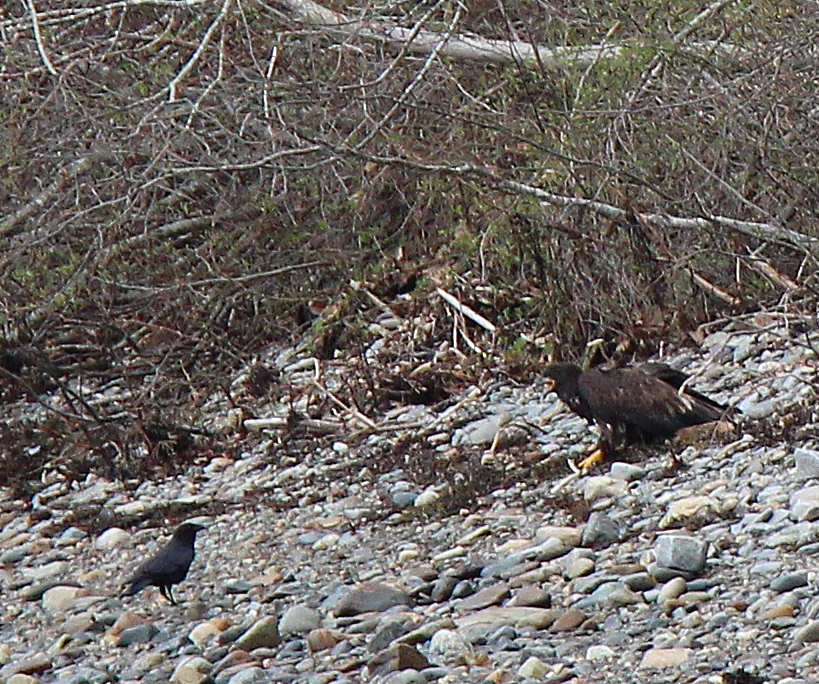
xmin=436 ymin=288 xmax=497 ymax=332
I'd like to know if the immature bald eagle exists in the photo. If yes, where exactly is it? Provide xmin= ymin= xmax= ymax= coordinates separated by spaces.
xmin=544 ymin=362 xmax=729 ymax=468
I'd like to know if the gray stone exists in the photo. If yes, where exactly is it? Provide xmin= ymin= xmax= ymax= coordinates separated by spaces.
xmin=454 ymin=606 xmax=559 ymax=631
xmin=794 ymin=449 xmax=819 ymax=480
xmin=771 ymin=571 xmax=808 ymax=593
xmin=549 ymin=608 xmax=587 ymax=632
xmin=429 ymin=576 xmax=458 ymax=602
xmin=450 ymin=580 xmax=476 ymax=599
xmin=609 ymin=462 xmax=646 ymax=482
xmin=639 ymin=647 xmax=690 ymax=669
xmin=575 ymin=582 xmax=639 ymax=609
xmin=368 ymin=617 xmax=413 ymax=652
xmin=334 ymin=583 xmax=410 ymax=617
xmin=379 ymin=671 xmax=426 ymax=684
xmin=23 ymin=561 xmax=68 ymax=581
xmin=790 ymin=486 xmax=819 ymax=521
xmin=765 ymin=522 xmax=819 ymax=549
xmin=297 ymin=531 xmax=323 ymax=545
xmin=116 ymin=624 xmax=158 ymax=647
xmin=622 ymin=573 xmax=656 ymax=592
xmin=452 ymin=412 xmax=512 ymax=446
xmin=234 ymin=616 xmax=281 ymax=650
xmin=306 ymin=628 xmax=337 ymax=652
xmin=731 ymin=335 xmax=755 ymax=362
xmin=0 ymin=547 xmax=29 ymax=564
xmin=508 ymin=537 xmax=566 ymax=563
xmin=413 ymin=489 xmax=440 ymax=508
xmin=736 ymin=396 xmax=777 ymax=419
xmin=226 ymin=668 xmax=269 ymax=684
xmin=481 ymin=557 xmax=531 ymax=578
xmin=390 ymin=491 xmax=416 ymax=509
xmin=564 ymin=555 xmax=595 ymax=579
xmin=533 ymin=525 xmax=582 ymax=547
xmin=59 ymin=616 xmax=97 ymax=636
xmin=573 ymin=575 xmax=609 ymax=595
xmin=794 ymin=621 xmax=819 ymax=645
xmin=582 ymin=512 xmax=623 ymax=548
xmin=279 ymin=605 xmax=320 ymax=635
xmin=3 ymin=653 xmax=52 ymax=676
xmin=517 ymin=656 xmax=548 ymax=679
xmin=508 ymin=585 xmax=551 ymax=608
xmin=7 ymin=676 xmax=38 ymax=684
xmin=658 ymin=577 xmax=687 ymax=602
xmin=654 ymin=535 xmax=708 ymax=574
xmin=604 ymin=586 xmax=643 ymax=607
xmin=365 ymin=643 xmax=430 ymax=678
xmin=58 ymin=527 xmax=87 ymax=544
xmin=456 ymin=583 xmax=510 ymax=611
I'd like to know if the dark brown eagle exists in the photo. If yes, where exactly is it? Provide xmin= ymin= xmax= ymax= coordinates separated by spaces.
xmin=544 ymin=362 xmax=730 ymax=468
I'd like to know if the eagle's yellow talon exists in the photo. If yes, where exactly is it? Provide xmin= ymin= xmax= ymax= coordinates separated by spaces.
xmin=577 ymin=448 xmax=605 ymax=471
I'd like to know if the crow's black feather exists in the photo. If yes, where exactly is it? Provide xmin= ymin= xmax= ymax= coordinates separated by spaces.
xmin=122 ymin=522 xmax=205 ymax=605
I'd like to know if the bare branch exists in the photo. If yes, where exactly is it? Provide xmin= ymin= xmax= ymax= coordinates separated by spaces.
xmin=690 ymin=270 xmax=743 ymax=306
xmin=0 ymin=156 xmax=94 ymax=238
xmin=305 ymin=146 xmax=819 ymax=255
xmin=437 ymin=288 xmax=497 ymax=333
xmin=168 ymin=0 xmax=234 ymax=102
xmin=24 ymin=0 xmax=57 ymax=75
xmin=0 ymin=0 xmax=206 ymax=31
xmin=269 ymin=0 xmax=729 ymax=67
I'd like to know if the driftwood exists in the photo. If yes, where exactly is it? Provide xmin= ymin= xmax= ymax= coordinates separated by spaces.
xmin=269 ymin=0 xmax=744 ymax=68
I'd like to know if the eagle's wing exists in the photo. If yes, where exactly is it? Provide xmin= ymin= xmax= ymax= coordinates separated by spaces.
xmin=579 ymin=368 xmax=721 ymax=437
xmin=638 ymin=362 xmax=729 ymax=415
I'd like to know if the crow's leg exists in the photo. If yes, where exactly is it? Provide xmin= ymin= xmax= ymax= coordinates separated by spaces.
xmin=159 ymin=585 xmax=177 ymax=605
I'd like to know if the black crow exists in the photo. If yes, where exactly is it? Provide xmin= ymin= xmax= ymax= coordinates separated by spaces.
xmin=544 ymin=362 xmax=730 ymax=468
xmin=122 ymin=522 xmax=205 ymax=605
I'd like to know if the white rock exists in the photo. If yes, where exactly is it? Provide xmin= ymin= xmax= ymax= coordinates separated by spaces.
xmin=429 ymin=628 xmax=473 ymax=663
xmin=414 ymin=489 xmax=440 ymax=508
xmin=639 ymin=647 xmax=690 ymax=669
xmin=586 ymin=644 xmax=616 ymax=661
xmin=790 ymin=485 xmax=819 ymax=521
xmin=583 ymin=476 xmax=627 ymax=502
xmin=7 ymin=675 xmax=39 ymax=684
xmin=95 ymin=527 xmax=132 ymax=550
xmin=658 ymin=577 xmax=687 ymax=602
xmin=23 ymin=561 xmax=68 ymax=580
xmin=659 ymin=495 xmax=720 ymax=529
xmin=188 ymin=620 xmax=229 ymax=648
xmin=42 ymin=586 xmax=81 ymax=615
xmin=171 ymin=656 xmax=213 ymax=684
xmin=312 ymin=533 xmax=339 ymax=550
xmin=517 ymin=655 xmax=549 ymax=678
xmin=114 ymin=501 xmax=156 ymax=516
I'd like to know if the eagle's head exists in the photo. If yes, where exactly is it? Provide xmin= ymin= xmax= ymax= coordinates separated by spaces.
xmin=543 ymin=362 xmax=583 ymax=398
